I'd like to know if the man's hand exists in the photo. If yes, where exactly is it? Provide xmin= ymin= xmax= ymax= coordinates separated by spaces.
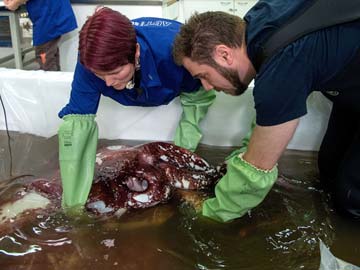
xmin=4 ymin=0 xmax=26 ymax=11
xmin=175 ymin=189 xmax=208 ymax=213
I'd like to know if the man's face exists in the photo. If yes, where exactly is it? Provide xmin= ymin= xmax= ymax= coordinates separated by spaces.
xmin=183 ymin=57 xmax=248 ymax=96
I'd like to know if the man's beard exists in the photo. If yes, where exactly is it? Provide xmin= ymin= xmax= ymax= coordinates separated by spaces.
xmin=213 ymin=62 xmax=248 ymax=96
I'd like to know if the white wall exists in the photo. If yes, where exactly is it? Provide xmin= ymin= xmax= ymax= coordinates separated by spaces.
xmin=0 ymin=68 xmax=332 ymax=150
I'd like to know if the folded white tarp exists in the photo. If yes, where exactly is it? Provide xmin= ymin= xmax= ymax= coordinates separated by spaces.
xmin=0 ymin=68 xmax=332 ymax=150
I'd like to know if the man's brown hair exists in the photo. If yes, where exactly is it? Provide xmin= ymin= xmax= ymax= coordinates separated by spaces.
xmin=173 ymin=11 xmax=245 ymax=66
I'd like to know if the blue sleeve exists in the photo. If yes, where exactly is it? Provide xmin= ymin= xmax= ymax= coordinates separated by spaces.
xmin=254 ymin=42 xmax=314 ymax=126
xmin=58 ymin=61 xmax=101 ymax=118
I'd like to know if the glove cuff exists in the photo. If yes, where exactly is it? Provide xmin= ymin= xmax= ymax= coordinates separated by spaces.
xmin=63 ymin=114 xmax=96 ymax=121
xmin=238 ymin=152 xmax=277 ymax=174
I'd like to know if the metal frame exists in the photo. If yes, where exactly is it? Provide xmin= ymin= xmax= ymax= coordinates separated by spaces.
xmin=0 ymin=6 xmax=34 ymax=69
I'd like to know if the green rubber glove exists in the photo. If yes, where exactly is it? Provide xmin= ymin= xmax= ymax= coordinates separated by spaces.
xmin=174 ymin=87 xmax=216 ymax=152
xmin=202 ymin=153 xmax=278 ymax=222
xmin=58 ymin=114 xmax=98 ymax=210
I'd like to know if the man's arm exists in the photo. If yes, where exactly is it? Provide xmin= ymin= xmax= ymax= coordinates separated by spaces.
xmin=202 ymin=118 xmax=300 ymax=222
xmin=244 ymin=118 xmax=300 ymax=170
xmin=4 ymin=0 xmax=28 ymax=11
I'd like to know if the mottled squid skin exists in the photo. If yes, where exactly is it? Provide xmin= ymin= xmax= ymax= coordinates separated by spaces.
xmin=2 ymin=142 xmax=224 ymax=220
xmin=86 ymin=142 xmax=223 ymax=215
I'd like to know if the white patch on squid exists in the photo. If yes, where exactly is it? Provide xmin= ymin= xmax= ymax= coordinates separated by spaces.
xmin=96 ymin=156 xmax=103 ymax=165
xmin=160 ymin=155 xmax=169 ymax=162
xmin=133 ymin=194 xmax=150 ymax=203
xmin=181 ymin=178 xmax=190 ymax=189
xmin=192 ymin=174 xmax=201 ymax=180
xmin=127 ymin=201 xmax=134 ymax=206
xmin=173 ymin=181 xmax=182 ymax=188
xmin=106 ymin=145 xmax=127 ymax=151
xmin=194 ymin=165 xmax=207 ymax=171
xmin=158 ymin=145 xmax=167 ymax=151
xmin=203 ymin=160 xmax=210 ymax=167
xmin=42 ymin=182 xmax=51 ymax=188
xmin=87 ymin=201 xmax=114 ymax=214
xmin=0 ymin=191 xmax=50 ymax=224
xmin=164 ymin=186 xmax=171 ymax=199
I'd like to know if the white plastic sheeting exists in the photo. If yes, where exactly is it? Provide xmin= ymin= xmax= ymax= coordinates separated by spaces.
xmin=319 ymin=240 xmax=360 ymax=270
xmin=0 ymin=68 xmax=332 ymax=150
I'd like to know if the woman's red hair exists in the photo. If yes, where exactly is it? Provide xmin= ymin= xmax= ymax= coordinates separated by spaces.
xmin=79 ymin=7 xmax=137 ymax=72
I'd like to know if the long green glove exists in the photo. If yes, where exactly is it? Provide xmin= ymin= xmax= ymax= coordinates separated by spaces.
xmin=174 ymin=87 xmax=216 ymax=152
xmin=202 ymin=153 xmax=278 ymax=222
xmin=58 ymin=114 xmax=98 ymax=210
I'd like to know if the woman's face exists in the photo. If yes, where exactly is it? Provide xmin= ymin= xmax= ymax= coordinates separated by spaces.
xmin=93 ymin=63 xmax=136 ymax=90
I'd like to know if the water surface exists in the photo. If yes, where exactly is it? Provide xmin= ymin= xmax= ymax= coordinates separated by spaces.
xmin=0 ymin=132 xmax=359 ymax=270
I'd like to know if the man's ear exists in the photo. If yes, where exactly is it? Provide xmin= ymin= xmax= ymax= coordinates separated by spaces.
xmin=214 ymin=45 xmax=233 ymax=65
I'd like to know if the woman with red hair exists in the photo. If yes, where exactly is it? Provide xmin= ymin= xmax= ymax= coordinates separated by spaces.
xmin=57 ymin=7 xmax=215 ymax=209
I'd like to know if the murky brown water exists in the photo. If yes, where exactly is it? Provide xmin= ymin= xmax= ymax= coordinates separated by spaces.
xmin=0 ymin=131 xmax=359 ymax=270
